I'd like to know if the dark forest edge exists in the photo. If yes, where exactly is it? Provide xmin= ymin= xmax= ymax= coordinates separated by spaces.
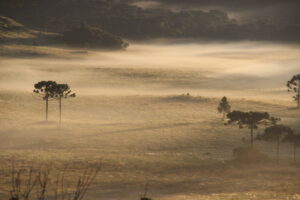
xmin=1 ymin=0 xmax=300 ymax=44
xmin=0 ymin=16 xmax=129 ymax=52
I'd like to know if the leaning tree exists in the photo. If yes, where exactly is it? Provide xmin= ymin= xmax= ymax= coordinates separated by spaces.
xmin=226 ymin=111 xmax=279 ymax=148
xmin=283 ymin=131 xmax=300 ymax=163
xmin=217 ymin=96 xmax=231 ymax=120
xmin=287 ymin=74 xmax=300 ymax=109
xmin=257 ymin=125 xmax=293 ymax=163
xmin=52 ymin=83 xmax=76 ymax=126
xmin=33 ymin=81 xmax=57 ymax=121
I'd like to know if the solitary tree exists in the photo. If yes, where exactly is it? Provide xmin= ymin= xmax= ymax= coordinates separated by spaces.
xmin=287 ymin=74 xmax=300 ymax=109
xmin=33 ymin=81 xmax=57 ymax=121
xmin=226 ymin=111 xmax=278 ymax=148
xmin=52 ymin=83 xmax=76 ymax=126
xmin=217 ymin=96 xmax=231 ymax=120
xmin=257 ymin=125 xmax=293 ymax=163
xmin=283 ymin=131 xmax=300 ymax=163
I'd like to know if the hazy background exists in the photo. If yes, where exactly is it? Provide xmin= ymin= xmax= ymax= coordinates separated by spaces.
xmin=1 ymin=41 xmax=299 ymax=100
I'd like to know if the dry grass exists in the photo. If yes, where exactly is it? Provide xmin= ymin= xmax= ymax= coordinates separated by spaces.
xmin=0 ymin=41 xmax=299 ymax=199
xmin=0 ymin=90 xmax=300 ymax=200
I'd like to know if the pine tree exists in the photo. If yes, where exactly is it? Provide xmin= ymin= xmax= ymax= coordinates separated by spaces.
xmin=52 ymin=83 xmax=76 ymax=127
xmin=287 ymin=74 xmax=300 ymax=109
xmin=257 ymin=125 xmax=293 ymax=163
xmin=33 ymin=81 xmax=57 ymax=121
xmin=217 ymin=96 xmax=231 ymax=119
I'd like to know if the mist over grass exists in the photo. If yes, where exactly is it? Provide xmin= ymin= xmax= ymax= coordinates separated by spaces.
xmin=0 ymin=40 xmax=300 ymax=199
xmin=0 ymin=41 xmax=299 ymax=100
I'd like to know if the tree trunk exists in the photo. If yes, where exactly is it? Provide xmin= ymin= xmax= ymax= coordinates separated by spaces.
xmin=45 ymin=98 xmax=48 ymax=121
xmin=298 ymin=81 xmax=300 ymax=109
xmin=59 ymin=96 xmax=62 ymax=127
xmin=250 ymin=127 xmax=254 ymax=148
xmin=294 ymin=142 xmax=297 ymax=163
xmin=223 ymin=112 xmax=225 ymax=120
xmin=277 ymin=136 xmax=280 ymax=164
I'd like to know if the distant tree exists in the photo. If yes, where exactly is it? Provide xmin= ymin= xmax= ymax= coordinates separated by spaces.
xmin=283 ymin=131 xmax=300 ymax=163
xmin=226 ymin=111 xmax=279 ymax=148
xmin=287 ymin=74 xmax=300 ymax=109
xmin=217 ymin=96 xmax=231 ymax=119
xmin=52 ymin=83 xmax=76 ymax=126
xmin=33 ymin=81 xmax=57 ymax=121
xmin=257 ymin=125 xmax=293 ymax=163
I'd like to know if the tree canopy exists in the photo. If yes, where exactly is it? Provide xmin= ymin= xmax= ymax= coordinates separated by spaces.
xmin=257 ymin=125 xmax=293 ymax=142
xmin=33 ymin=80 xmax=58 ymax=100
xmin=287 ymin=74 xmax=300 ymax=108
xmin=217 ymin=96 xmax=231 ymax=119
xmin=226 ymin=111 xmax=279 ymax=147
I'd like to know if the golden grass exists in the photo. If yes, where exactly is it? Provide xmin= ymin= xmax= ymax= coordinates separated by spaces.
xmin=0 ymin=41 xmax=299 ymax=199
xmin=0 ymin=90 xmax=300 ymax=199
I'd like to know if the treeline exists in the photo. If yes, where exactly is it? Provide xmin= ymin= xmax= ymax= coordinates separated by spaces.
xmin=1 ymin=0 xmax=299 ymax=42
xmin=218 ymin=74 xmax=300 ymax=163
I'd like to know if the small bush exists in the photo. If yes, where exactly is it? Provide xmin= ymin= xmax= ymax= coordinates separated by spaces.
xmin=232 ymin=147 xmax=270 ymax=164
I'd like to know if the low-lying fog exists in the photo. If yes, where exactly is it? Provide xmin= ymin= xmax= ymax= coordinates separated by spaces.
xmin=1 ymin=40 xmax=300 ymax=200
xmin=0 ymin=40 xmax=299 ymax=101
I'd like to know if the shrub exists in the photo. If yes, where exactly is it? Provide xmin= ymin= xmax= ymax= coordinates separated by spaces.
xmin=232 ymin=146 xmax=270 ymax=164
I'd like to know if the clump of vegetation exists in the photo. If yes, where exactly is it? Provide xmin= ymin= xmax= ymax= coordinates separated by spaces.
xmin=287 ymin=74 xmax=300 ymax=109
xmin=217 ymin=96 xmax=231 ymax=120
xmin=232 ymin=147 xmax=270 ymax=164
xmin=226 ymin=111 xmax=279 ymax=148
xmin=164 ymin=93 xmax=208 ymax=103
xmin=8 ymin=160 xmax=99 ymax=200
xmin=283 ymin=131 xmax=300 ymax=163
xmin=62 ymin=23 xmax=129 ymax=49
xmin=257 ymin=125 xmax=293 ymax=163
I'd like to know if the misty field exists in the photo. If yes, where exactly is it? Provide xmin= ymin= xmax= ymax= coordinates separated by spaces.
xmin=0 ymin=41 xmax=300 ymax=200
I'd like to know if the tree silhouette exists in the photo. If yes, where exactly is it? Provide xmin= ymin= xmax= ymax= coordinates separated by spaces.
xmin=52 ymin=83 xmax=76 ymax=126
xmin=33 ymin=81 xmax=57 ymax=121
xmin=257 ymin=125 xmax=293 ymax=163
xmin=283 ymin=131 xmax=300 ymax=163
xmin=226 ymin=111 xmax=278 ymax=148
xmin=287 ymin=74 xmax=300 ymax=109
xmin=217 ymin=96 xmax=231 ymax=119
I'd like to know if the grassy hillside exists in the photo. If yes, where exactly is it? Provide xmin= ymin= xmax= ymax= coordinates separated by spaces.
xmin=0 ymin=38 xmax=299 ymax=199
xmin=0 ymin=16 xmax=128 ymax=58
xmin=0 ymin=91 xmax=300 ymax=200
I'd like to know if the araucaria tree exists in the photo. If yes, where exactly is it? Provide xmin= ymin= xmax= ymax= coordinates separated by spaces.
xmin=53 ymin=83 xmax=76 ymax=126
xmin=287 ymin=74 xmax=300 ymax=109
xmin=283 ymin=131 xmax=300 ymax=163
xmin=217 ymin=96 xmax=231 ymax=119
xmin=257 ymin=125 xmax=293 ymax=163
xmin=226 ymin=111 xmax=278 ymax=148
xmin=33 ymin=81 xmax=57 ymax=121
